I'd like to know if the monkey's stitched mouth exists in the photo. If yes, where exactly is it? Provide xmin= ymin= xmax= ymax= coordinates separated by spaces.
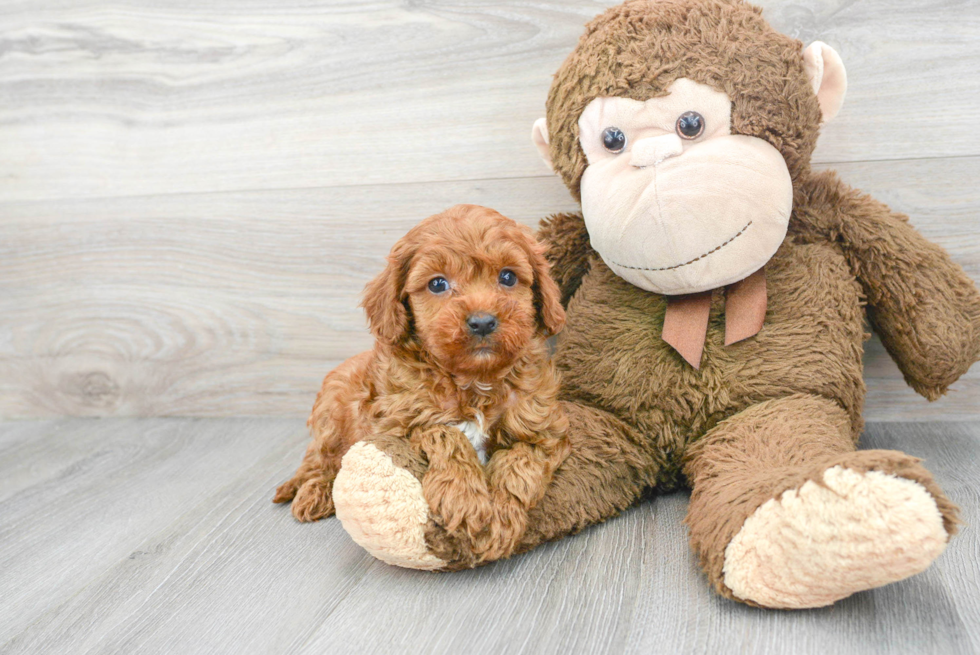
xmin=608 ymin=220 xmax=753 ymax=272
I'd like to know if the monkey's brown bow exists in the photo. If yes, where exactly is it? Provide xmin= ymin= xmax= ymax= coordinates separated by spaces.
xmin=661 ymin=268 xmax=767 ymax=369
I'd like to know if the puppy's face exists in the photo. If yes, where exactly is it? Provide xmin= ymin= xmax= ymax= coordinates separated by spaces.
xmin=362 ymin=205 xmax=565 ymax=378
xmin=406 ymin=232 xmax=537 ymax=377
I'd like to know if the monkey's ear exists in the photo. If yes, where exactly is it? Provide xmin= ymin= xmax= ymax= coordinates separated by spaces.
xmin=361 ymin=244 xmax=412 ymax=346
xmin=531 ymin=118 xmax=555 ymax=173
xmin=803 ymin=41 xmax=847 ymax=124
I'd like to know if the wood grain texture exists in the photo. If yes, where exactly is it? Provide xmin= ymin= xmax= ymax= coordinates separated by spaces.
xmin=0 ymin=1 xmax=978 ymax=203
xmin=1 ymin=418 xmax=978 ymax=654
xmin=1 ymin=158 xmax=977 ymax=419
xmin=1 ymin=0 xmax=979 ymax=419
xmin=0 ymin=418 xmax=310 ymax=646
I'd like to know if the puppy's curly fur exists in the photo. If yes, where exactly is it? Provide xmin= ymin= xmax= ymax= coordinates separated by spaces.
xmin=274 ymin=204 xmax=570 ymax=561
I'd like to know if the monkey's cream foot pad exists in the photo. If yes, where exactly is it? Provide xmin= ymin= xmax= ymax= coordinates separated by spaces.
xmin=722 ymin=466 xmax=948 ymax=609
xmin=333 ymin=442 xmax=446 ymax=571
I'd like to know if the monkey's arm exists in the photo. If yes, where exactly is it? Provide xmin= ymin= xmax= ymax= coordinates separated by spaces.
xmin=537 ymin=212 xmax=594 ymax=307
xmin=795 ymin=170 xmax=980 ymax=399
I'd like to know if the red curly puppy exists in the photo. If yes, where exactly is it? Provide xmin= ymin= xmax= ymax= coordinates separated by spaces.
xmin=274 ymin=204 xmax=570 ymax=561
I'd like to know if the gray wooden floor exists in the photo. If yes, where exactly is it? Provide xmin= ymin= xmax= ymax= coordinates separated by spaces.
xmin=1 ymin=418 xmax=978 ymax=654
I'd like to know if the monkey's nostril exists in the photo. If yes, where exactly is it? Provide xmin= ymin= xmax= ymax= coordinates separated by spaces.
xmin=467 ymin=313 xmax=498 ymax=337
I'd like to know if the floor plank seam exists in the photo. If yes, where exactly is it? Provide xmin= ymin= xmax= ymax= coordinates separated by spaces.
xmin=113 ymin=471 xmax=301 ymax=654
xmin=2 ymin=152 xmax=978 ymax=208
xmin=292 ymin=560 xmax=381 ymax=655
xmin=69 ymin=432 xmax=306 ymax=653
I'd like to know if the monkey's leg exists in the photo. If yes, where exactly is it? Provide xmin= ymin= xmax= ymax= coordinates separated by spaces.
xmin=333 ymin=401 xmax=656 ymax=570
xmin=684 ymin=394 xmax=959 ymax=609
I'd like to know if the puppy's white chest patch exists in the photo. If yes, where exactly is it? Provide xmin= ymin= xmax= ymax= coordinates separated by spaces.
xmin=450 ymin=411 xmax=490 ymax=465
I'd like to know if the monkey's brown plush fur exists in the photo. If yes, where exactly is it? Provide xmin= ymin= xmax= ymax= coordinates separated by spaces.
xmin=330 ymin=0 xmax=980 ymax=608
xmin=276 ymin=205 xmax=569 ymax=562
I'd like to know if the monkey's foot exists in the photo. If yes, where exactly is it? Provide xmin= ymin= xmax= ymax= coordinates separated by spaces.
xmin=722 ymin=464 xmax=951 ymax=609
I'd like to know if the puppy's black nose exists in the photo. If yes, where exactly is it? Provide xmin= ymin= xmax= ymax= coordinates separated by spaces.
xmin=467 ymin=313 xmax=497 ymax=337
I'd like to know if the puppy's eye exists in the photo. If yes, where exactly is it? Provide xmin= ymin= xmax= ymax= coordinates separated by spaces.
xmin=498 ymin=269 xmax=518 ymax=287
xmin=601 ymin=127 xmax=626 ymax=153
xmin=427 ymin=277 xmax=450 ymax=294
xmin=676 ymin=111 xmax=704 ymax=139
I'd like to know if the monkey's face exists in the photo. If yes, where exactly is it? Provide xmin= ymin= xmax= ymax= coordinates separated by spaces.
xmin=575 ymin=78 xmax=793 ymax=295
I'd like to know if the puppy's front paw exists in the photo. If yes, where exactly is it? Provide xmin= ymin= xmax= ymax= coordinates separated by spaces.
xmin=423 ymin=471 xmax=493 ymax=542
xmin=477 ymin=500 xmax=526 ymax=561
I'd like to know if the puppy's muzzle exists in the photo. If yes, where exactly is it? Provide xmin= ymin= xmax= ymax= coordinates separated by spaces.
xmin=466 ymin=313 xmax=498 ymax=337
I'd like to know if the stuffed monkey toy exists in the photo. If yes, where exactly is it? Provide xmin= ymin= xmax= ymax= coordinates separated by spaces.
xmin=329 ymin=0 xmax=980 ymax=609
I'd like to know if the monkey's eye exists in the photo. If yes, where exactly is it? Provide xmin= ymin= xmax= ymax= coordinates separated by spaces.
xmin=427 ymin=277 xmax=450 ymax=294
xmin=601 ymin=127 xmax=627 ymax=153
xmin=498 ymin=269 xmax=518 ymax=287
xmin=676 ymin=111 xmax=705 ymax=139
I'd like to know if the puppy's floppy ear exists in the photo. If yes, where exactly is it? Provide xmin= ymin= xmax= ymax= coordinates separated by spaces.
xmin=361 ymin=239 xmax=414 ymax=345
xmin=523 ymin=230 xmax=565 ymax=336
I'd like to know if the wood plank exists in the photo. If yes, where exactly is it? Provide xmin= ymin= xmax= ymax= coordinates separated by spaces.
xmin=0 ymin=418 xmax=59 ymax=450
xmin=0 ymin=419 xmax=125 ymax=502
xmin=0 ymin=0 xmax=978 ymax=202
xmin=4 ymin=428 xmax=376 ymax=655
xmin=0 ymin=417 xmax=308 ymax=645
xmin=1 ymin=419 xmax=978 ymax=654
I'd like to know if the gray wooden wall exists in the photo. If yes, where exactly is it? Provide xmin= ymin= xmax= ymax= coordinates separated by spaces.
xmin=1 ymin=0 xmax=978 ymax=419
